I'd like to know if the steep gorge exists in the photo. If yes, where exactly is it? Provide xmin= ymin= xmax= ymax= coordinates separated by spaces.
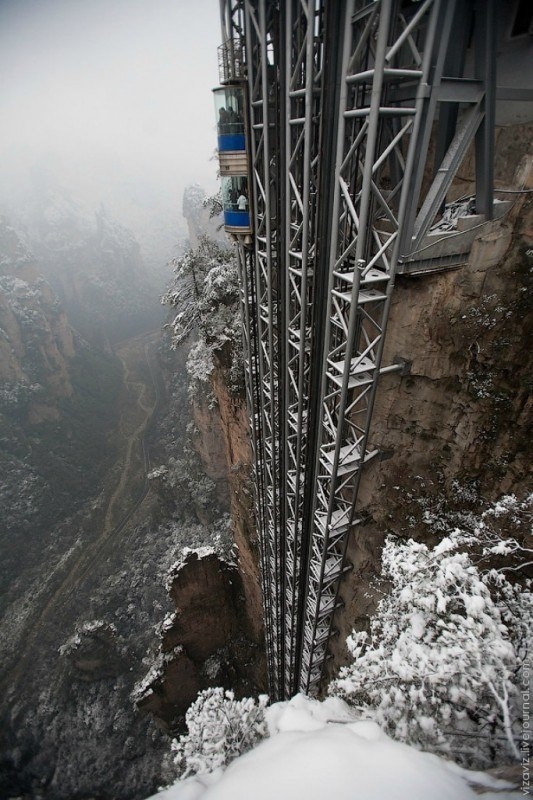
xmin=0 ymin=211 xmax=180 ymax=799
xmin=0 ymin=218 xmax=123 ymax=597
xmin=2 ymin=127 xmax=529 ymax=792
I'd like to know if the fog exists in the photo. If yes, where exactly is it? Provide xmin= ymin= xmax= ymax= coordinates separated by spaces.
xmin=0 ymin=0 xmax=222 ymax=248
xmin=0 ymin=6 xmax=237 ymax=797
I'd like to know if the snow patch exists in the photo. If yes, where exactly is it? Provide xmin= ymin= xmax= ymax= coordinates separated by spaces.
xmin=147 ymin=696 xmax=521 ymax=800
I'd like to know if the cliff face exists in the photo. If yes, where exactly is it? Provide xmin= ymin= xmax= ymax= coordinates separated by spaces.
xmin=190 ymin=390 xmax=230 ymax=508
xmin=328 ymin=144 xmax=533 ymax=674
xmin=0 ymin=217 xmax=123 ymax=594
xmin=0 ymin=219 xmax=75 ymax=422
xmin=209 ymin=362 xmax=264 ymax=642
xmin=138 ymin=550 xmax=265 ymax=731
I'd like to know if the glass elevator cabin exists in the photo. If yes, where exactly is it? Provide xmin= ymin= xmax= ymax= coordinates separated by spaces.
xmin=213 ymin=85 xmax=252 ymax=234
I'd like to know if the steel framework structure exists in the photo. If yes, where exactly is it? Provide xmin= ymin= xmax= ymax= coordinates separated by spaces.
xmin=218 ymin=0 xmax=497 ymax=700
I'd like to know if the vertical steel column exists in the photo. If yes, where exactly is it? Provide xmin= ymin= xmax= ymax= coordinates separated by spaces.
xmin=474 ymin=0 xmax=496 ymax=219
xmin=244 ymin=0 xmax=284 ymax=697
xmin=219 ymin=0 xmax=281 ymax=697
xmin=281 ymin=0 xmax=324 ymax=698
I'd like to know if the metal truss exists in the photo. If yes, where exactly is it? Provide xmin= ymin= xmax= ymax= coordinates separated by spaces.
xmin=243 ymin=0 xmax=285 ymax=697
xmin=299 ymin=0 xmax=496 ymax=693
xmin=281 ymin=0 xmax=324 ymax=699
xmin=219 ymin=0 xmax=497 ymax=700
xmin=219 ymin=0 xmax=281 ymax=696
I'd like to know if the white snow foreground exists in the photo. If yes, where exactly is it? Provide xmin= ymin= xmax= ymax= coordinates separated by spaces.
xmin=147 ymin=695 xmax=519 ymax=800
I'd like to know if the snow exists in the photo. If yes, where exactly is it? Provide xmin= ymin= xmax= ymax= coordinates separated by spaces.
xmin=329 ymin=505 xmax=532 ymax=767
xmin=165 ymin=546 xmax=218 ymax=589
xmin=147 ymin=465 xmax=169 ymax=480
xmin=181 ymin=546 xmax=217 ymax=560
xmin=131 ymin=645 xmax=184 ymax=703
xmin=172 ymin=689 xmax=268 ymax=779
xmin=430 ymin=197 xmax=476 ymax=231
xmin=147 ymin=696 xmax=520 ymax=800
xmin=58 ymin=619 xmax=116 ymax=656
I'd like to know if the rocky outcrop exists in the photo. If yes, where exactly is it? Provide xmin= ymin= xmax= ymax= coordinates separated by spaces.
xmin=328 ymin=142 xmax=533 ymax=676
xmin=164 ymin=552 xmax=240 ymax=660
xmin=137 ymin=551 xmax=266 ymax=731
xmin=61 ymin=622 xmax=129 ymax=683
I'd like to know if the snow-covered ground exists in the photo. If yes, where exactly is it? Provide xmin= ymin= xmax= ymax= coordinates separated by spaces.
xmin=148 ymin=695 xmax=522 ymax=800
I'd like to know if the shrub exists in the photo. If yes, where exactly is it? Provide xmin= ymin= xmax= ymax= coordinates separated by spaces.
xmin=330 ymin=496 xmax=532 ymax=768
xmin=172 ymin=688 xmax=269 ymax=778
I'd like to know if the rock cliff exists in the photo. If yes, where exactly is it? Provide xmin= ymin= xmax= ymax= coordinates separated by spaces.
xmin=0 ymin=218 xmax=75 ymax=419
xmin=208 ymin=355 xmax=264 ymax=643
xmin=0 ymin=217 xmax=123 ymax=596
xmin=137 ymin=550 xmax=264 ymax=731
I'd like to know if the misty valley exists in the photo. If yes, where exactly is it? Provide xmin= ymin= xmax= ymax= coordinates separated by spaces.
xmin=0 ymin=184 xmax=254 ymax=798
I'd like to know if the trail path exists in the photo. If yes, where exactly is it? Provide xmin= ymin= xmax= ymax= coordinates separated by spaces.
xmin=102 ymin=337 xmax=157 ymax=535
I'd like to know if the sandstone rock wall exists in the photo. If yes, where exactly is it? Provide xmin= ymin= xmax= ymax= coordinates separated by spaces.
xmin=189 ymin=360 xmax=264 ymax=644
xmin=210 ymin=363 xmax=265 ymax=642
xmin=137 ymin=551 xmax=266 ymax=731
xmin=190 ymin=391 xmax=230 ymax=508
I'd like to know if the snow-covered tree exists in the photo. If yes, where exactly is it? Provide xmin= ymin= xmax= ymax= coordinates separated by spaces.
xmin=330 ymin=495 xmax=532 ymax=768
xmin=172 ymin=688 xmax=269 ymax=778
xmin=163 ymin=237 xmax=239 ymax=349
xmin=203 ymin=191 xmax=223 ymax=220
xmin=163 ymin=236 xmax=243 ymax=397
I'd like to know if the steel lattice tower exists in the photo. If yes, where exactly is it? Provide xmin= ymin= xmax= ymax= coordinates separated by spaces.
xmin=215 ymin=0 xmax=500 ymax=700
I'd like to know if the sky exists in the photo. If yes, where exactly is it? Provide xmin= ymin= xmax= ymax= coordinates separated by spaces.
xmin=0 ymin=0 xmax=221 ymax=213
